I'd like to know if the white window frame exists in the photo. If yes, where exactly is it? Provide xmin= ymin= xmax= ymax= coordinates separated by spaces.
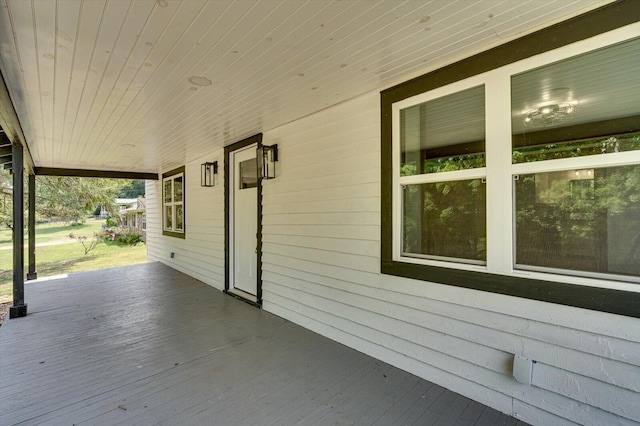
xmin=163 ymin=170 xmax=185 ymax=237
xmin=393 ymin=76 xmax=488 ymax=269
xmin=390 ymin=24 xmax=640 ymax=292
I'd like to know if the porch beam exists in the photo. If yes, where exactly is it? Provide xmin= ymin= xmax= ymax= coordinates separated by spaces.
xmin=10 ymin=142 xmax=27 ymax=318
xmin=1 ymin=131 xmax=12 ymax=165
xmin=34 ymin=167 xmax=158 ymax=180
xmin=27 ymin=173 xmax=37 ymax=280
xmin=1 ymin=73 xmax=34 ymax=175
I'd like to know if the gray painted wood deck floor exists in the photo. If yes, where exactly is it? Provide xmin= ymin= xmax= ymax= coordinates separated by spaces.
xmin=0 ymin=262 xmax=529 ymax=426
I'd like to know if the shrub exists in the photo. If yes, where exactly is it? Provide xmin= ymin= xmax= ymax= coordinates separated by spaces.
xmin=105 ymin=216 xmax=118 ymax=228
xmin=118 ymin=232 xmax=142 ymax=246
xmin=99 ymin=228 xmax=143 ymax=246
xmin=68 ymin=232 xmax=103 ymax=255
xmin=97 ymin=229 xmax=116 ymax=241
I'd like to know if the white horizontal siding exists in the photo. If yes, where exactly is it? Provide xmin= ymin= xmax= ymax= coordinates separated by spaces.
xmin=144 ymin=179 xmax=162 ymax=259
xmin=146 ymin=150 xmax=225 ymax=291
xmin=144 ymin=76 xmax=640 ymax=426
xmin=256 ymin=91 xmax=640 ymax=426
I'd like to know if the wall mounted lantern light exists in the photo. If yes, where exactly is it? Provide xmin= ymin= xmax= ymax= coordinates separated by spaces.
xmin=201 ymin=161 xmax=218 ymax=187
xmin=257 ymin=144 xmax=278 ymax=180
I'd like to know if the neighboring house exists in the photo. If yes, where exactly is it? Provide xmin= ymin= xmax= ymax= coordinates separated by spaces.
xmin=114 ymin=198 xmax=138 ymax=215
xmin=94 ymin=206 xmax=108 ymax=220
xmin=2 ymin=2 xmax=639 ymax=425
xmin=95 ymin=198 xmax=138 ymax=220
xmin=95 ymin=198 xmax=147 ymax=239
xmin=120 ymin=197 xmax=146 ymax=240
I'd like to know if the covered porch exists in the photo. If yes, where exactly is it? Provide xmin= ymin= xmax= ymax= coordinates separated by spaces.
xmin=0 ymin=262 xmax=525 ymax=425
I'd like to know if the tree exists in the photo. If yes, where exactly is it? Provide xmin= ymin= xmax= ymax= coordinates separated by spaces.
xmin=36 ymin=176 xmax=122 ymax=223
xmin=0 ymin=169 xmax=13 ymax=229
xmin=514 ymin=135 xmax=640 ymax=275
xmin=117 ymin=179 xmax=145 ymax=198
xmin=0 ymin=173 xmax=144 ymax=229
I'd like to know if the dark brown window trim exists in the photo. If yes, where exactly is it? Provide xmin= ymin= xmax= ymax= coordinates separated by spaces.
xmin=162 ymin=166 xmax=185 ymax=239
xmin=162 ymin=166 xmax=186 ymax=179
xmin=381 ymin=0 xmax=640 ymax=318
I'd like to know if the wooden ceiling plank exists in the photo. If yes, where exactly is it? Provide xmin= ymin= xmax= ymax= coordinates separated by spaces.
xmin=71 ymin=1 xmax=133 ymax=163
xmin=33 ymin=0 xmax=57 ymax=165
xmin=97 ymin=1 xmax=256 ymax=159
xmin=369 ymin=0 xmax=605 ymax=87
xmin=154 ymin=3 xmax=490 ymax=153
xmin=146 ymin=0 xmax=369 ymax=151
xmin=92 ymin=0 xmax=214 ymax=166
xmin=60 ymin=0 xmax=108 ymax=166
xmin=77 ymin=0 xmax=157 ymax=167
xmin=144 ymin=0 xmax=315 ymax=148
xmin=123 ymin=0 xmax=276 ymax=144
xmin=179 ymin=0 xmax=434 ymax=139
xmin=83 ymin=1 xmax=189 ymax=168
xmin=283 ymin=0 xmax=597 ymax=112
xmin=280 ymin=2 xmax=506 ymax=102
xmin=51 ymin=0 xmax=81 ymax=168
xmin=5 ymin=0 xmax=42 ymax=161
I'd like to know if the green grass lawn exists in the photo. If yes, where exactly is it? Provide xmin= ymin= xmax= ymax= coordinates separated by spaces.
xmin=0 ymin=219 xmax=105 ymax=247
xmin=0 ymin=219 xmax=147 ymax=303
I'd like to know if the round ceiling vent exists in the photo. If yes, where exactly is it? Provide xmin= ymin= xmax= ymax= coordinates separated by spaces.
xmin=188 ymin=76 xmax=212 ymax=87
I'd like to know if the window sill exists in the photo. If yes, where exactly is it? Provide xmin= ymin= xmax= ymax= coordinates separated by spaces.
xmin=163 ymin=230 xmax=185 ymax=239
xmin=382 ymin=260 xmax=640 ymax=318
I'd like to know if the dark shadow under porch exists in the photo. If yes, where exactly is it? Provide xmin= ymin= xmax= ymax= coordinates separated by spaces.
xmin=0 ymin=262 xmax=528 ymax=425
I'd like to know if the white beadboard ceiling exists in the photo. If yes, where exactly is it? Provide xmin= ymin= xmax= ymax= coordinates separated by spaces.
xmin=0 ymin=0 xmax=614 ymax=174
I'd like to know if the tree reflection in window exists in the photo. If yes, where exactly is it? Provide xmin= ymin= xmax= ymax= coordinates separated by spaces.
xmin=403 ymin=179 xmax=486 ymax=263
xmin=515 ymin=164 xmax=640 ymax=277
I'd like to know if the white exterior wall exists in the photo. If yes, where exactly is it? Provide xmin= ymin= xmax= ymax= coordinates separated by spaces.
xmin=146 ymin=148 xmax=225 ymax=291
xmin=146 ymin=77 xmax=640 ymax=426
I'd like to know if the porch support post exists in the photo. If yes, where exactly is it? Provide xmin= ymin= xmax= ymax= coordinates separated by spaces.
xmin=10 ymin=142 xmax=27 ymax=318
xmin=27 ymin=173 xmax=37 ymax=280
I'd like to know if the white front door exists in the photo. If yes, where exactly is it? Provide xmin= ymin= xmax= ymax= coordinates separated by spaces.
xmin=230 ymin=144 xmax=258 ymax=296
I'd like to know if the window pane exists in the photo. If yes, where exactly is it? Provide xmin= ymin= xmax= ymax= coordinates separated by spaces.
xmin=403 ymin=179 xmax=486 ymax=263
xmin=175 ymin=204 xmax=184 ymax=231
xmin=239 ymin=158 xmax=258 ymax=189
xmin=400 ymin=86 xmax=485 ymax=176
xmin=514 ymin=164 xmax=640 ymax=279
xmin=164 ymin=181 xmax=172 ymax=203
xmin=174 ymin=176 xmax=183 ymax=202
xmin=512 ymin=37 xmax=640 ymax=163
xmin=165 ymin=206 xmax=172 ymax=230
xmin=513 ymin=134 xmax=640 ymax=163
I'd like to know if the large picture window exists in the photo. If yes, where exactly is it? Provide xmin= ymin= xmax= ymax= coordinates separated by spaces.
xmin=510 ymin=37 xmax=640 ymax=282
xmin=163 ymin=167 xmax=185 ymax=239
xmin=381 ymin=4 xmax=640 ymax=318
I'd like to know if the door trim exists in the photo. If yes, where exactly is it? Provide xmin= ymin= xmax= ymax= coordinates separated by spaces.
xmin=224 ymin=133 xmax=263 ymax=307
